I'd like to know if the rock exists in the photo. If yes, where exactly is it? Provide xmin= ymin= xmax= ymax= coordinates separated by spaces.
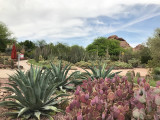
xmin=133 ymin=44 xmax=144 ymax=51
xmin=108 ymin=35 xmax=131 ymax=48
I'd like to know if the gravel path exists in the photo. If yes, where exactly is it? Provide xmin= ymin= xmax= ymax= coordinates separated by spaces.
xmin=0 ymin=60 xmax=149 ymax=79
xmin=0 ymin=60 xmax=30 ymax=79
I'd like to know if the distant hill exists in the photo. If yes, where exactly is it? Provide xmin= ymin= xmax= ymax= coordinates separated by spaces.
xmin=108 ymin=35 xmax=131 ymax=48
xmin=133 ymin=44 xmax=144 ymax=51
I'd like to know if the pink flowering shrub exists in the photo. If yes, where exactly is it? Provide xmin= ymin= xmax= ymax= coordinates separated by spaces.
xmin=66 ymin=76 xmax=160 ymax=120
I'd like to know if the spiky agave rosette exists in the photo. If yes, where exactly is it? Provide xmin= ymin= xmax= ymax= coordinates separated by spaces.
xmin=0 ymin=66 xmax=68 ymax=120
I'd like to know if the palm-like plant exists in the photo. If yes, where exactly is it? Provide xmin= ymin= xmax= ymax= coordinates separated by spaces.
xmin=49 ymin=61 xmax=82 ymax=91
xmin=83 ymin=63 xmax=121 ymax=80
xmin=0 ymin=66 xmax=68 ymax=120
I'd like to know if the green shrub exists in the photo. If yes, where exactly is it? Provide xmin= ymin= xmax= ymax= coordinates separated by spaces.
xmin=128 ymin=58 xmax=140 ymax=68
xmin=75 ymin=61 xmax=92 ymax=68
xmin=111 ymin=61 xmax=132 ymax=69
xmin=152 ymin=67 xmax=160 ymax=81
xmin=0 ymin=66 xmax=68 ymax=119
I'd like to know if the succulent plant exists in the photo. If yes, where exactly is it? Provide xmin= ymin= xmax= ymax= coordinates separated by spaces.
xmin=131 ymin=78 xmax=160 ymax=120
xmin=49 ymin=61 xmax=83 ymax=91
xmin=66 ymin=75 xmax=134 ymax=120
xmin=0 ymin=66 xmax=68 ymax=120
xmin=82 ymin=63 xmax=121 ymax=80
xmin=66 ymin=75 xmax=160 ymax=120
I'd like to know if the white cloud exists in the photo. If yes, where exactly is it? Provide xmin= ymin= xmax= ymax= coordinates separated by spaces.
xmin=0 ymin=0 xmax=160 ymax=45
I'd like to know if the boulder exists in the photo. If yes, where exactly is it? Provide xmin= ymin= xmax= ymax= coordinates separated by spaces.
xmin=108 ymin=35 xmax=131 ymax=48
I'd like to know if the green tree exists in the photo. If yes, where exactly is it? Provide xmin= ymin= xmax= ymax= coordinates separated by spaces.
xmin=86 ymin=37 xmax=123 ymax=57
xmin=55 ymin=43 xmax=70 ymax=60
xmin=147 ymin=28 xmax=160 ymax=67
xmin=69 ymin=45 xmax=86 ymax=63
xmin=139 ymin=47 xmax=152 ymax=64
xmin=19 ymin=40 xmax=36 ymax=51
xmin=0 ymin=22 xmax=14 ymax=52
xmin=36 ymin=40 xmax=47 ymax=49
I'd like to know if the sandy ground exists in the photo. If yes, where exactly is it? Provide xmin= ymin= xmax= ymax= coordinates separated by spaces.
xmin=0 ymin=60 xmax=30 ymax=79
xmin=0 ymin=60 xmax=149 ymax=79
xmin=112 ymin=68 xmax=150 ymax=77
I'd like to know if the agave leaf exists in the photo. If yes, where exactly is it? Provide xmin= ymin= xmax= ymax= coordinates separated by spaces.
xmin=34 ymin=111 xmax=41 ymax=120
xmin=43 ymin=106 xmax=62 ymax=112
xmin=0 ymin=101 xmax=23 ymax=108
xmin=45 ymin=94 xmax=68 ymax=106
xmin=64 ymin=85 xmax=75 ymax=90
xmin=18 ymin=107 xmax=29 ymax=118
xmin=0 ymin=86 xmax=15 ymax=92
xmin=2 ymin=111 xmax=19 ymax=116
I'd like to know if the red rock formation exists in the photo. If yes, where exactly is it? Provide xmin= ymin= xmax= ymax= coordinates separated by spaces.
xmin=133 ymin=44 xmax=144 ymax=51
xmin=108 ymin=35 xmax=131 ymax=48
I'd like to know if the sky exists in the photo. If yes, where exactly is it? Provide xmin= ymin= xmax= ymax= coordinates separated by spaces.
xmin=0 ymin=0 xmax=160 ymax=48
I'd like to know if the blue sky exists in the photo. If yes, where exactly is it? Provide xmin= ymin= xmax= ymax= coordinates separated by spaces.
xmin=0 ymin=0 xmax=160 ymax=47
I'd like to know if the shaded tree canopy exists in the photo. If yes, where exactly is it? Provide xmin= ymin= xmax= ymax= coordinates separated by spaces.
xmin=147 ymin=28 xmax=160 ymax=66
xmin=0 ymin=22 xmax=15 ymax=52
xmin=19 ymin=40 xmax=36 ymax=52
xmin=86 ymin=37 xmax=124 ymax=57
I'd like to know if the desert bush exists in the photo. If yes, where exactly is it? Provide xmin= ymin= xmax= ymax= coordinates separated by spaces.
xmin=111 ymin=61 xmax=132 ymax=69
xmin=0 ymin=66 xmax=68 ymax=119
xmin=66 ymin=76 xmax=160 ymax=120
xmin=75 ymin=61 xmax=92 ymax=68
xmin=128 ymin=58 xmax=140 ymax=68
xmin=152 ymin=67 xmax=160 ymax=81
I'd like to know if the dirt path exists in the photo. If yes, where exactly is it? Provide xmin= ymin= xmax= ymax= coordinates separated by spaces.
xmin=68 ymin=67 xmax=149 ymax=77
xmin=0 ymin=60 xmax=30 ymax=79
xmin=112 ymin=68 xmax=149 ymax=77
xmin=0 ymin=59 xmax=149 ymax=79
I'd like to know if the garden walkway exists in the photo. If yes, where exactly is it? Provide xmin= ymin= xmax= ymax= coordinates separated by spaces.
xmin=0 ymin=60 xmax=149 ymax=79
xmin=0 ymin=60 xmax=30 ymax=79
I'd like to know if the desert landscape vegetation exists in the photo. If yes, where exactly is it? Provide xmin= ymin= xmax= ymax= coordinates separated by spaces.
xmin=0 ymin=0 xmax=160 ymax=120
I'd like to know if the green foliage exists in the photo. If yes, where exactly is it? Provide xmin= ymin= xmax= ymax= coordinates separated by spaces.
xmin=19 ymin=40 xmax=36 ymax=57
xmin=75 ymin=61 xmax=92 ymax=68
xmin=122 ymin=48 xmax=134 ymax=63
xmin=136 ymin=72 xmax=141 ymax=78
xmin=152 ymin=67 xmax=160 ymax=81
xmin=128 ymin=58 xmax=140 ymax=68
xmin=126 ymin=71 xmax=135 ymax=82
xmin=0 ymin=22 xmax=15 ymax=52
xmin=86 ymin=37 xmax=124 ymax=57
xmin=112 ymin=61 xmax=133 ymax=69
xmin=147 ymin=28 xmax=160 ymax=67
xmin=11 ymin=59 xmax=14 ymax=69
xmin=0 ymin=66 xmax=68 ymax=120
xmin=49 ymin=61 xmax=82 ymax=91
xmin=83 ymin=63 xmax=121 ymax=80
xmin=19 ymin=40 xmax=36 ymax=51
xmin=139 ymin=47 xmax=152 ymax=64
xmin=69 ymin=45 xmax=86 ymax=63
